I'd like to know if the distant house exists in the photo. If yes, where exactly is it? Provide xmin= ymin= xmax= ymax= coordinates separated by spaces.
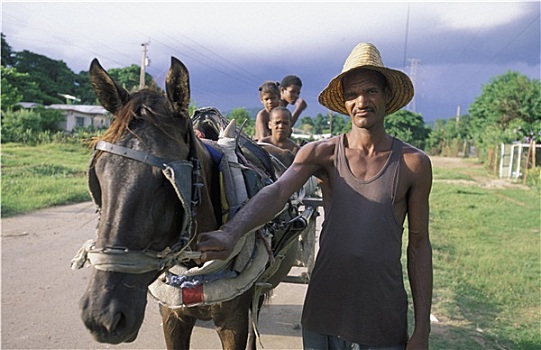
xmin=15 ymin=102 xmax=110 ymax=132
xmin=47 ymin=104 xmax=110 ymax=131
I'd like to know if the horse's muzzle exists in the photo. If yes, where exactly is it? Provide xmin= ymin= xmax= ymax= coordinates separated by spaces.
xmin=79 ymin=270 xmax=153 ymax=344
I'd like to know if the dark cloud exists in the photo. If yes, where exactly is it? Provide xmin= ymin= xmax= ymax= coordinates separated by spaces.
xmin=3 ymin=1 xmax=539 ymax=123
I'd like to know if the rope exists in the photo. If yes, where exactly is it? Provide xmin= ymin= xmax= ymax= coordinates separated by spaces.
xmin=70 ymin=239 xmax=201 ymax=274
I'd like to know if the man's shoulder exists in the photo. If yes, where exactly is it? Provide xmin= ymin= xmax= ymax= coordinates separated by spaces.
xmin=297 ymin=136 xmax=339 ymax=160
xmin=398 ymin=140 xmax=432 ymax=175
xmin=304 ymin=135 xmax=339 ymax=148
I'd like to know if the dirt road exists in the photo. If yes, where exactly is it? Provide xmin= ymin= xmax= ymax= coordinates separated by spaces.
xmin=1 ymin=202 xmax=314 ymax=349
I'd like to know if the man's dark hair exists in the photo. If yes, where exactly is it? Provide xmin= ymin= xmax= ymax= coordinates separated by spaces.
xmin=280 ymin=75 xmax=303 ymax=88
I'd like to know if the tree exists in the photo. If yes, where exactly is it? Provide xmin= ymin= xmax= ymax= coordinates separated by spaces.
xmin=299 ymin=116 xmax=314 ymax=134
xmin=73 ymin=70 xmax=98 ymax=105
xmin=469 ymin=71 xmax=541 ymax=144
xmin=313 ymin=113 xmax=329 ymax=134
xmin=13 ymin=50 xmax=76 ymax=104
xmin=426 ymin=115 xmax=473 ymax=156
xmin=107 ymin=64 xmax=158 ymax=93
xmin=227 ymin=107 xmax=254 ymax=137
xmin=1 ymin=33 xmax=15 ymax=67
xmin=1 ymin=66 xmax=24 ymax=109
xmin=384 ymin=110 xmax=430 ymax=150
xmin=0 ymin=65 xmax=44 ymax=111
xmin=329 ymin=113 xmax=351 ymax=135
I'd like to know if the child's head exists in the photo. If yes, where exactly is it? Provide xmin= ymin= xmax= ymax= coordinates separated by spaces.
xmin=259 ymin=81 xmax=281 ymax=112
xmin=268 ymin=107 xmax=293 ymax=141
xmin=280 ymin=75 xmax=303 ymax=105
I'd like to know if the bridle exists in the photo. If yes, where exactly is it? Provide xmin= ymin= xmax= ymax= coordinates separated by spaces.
xmin=71 ymin=137 xmax=204 ymax=274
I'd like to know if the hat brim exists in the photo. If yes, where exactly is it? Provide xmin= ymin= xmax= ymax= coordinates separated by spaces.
xmin=318 ymin=66 xmax=414 ymax=116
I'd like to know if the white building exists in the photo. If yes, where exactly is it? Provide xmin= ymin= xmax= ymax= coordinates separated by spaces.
xmin=47 ymin=104 xmax=110 ymax=131
xmin=16 ymin=102 xmax=110 ymax=132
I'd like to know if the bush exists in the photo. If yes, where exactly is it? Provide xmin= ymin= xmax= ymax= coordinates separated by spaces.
xmin=1 ymin=109 xmax=43 ymax=142
xmin=1 ymin=108 xmax=106 ymax=145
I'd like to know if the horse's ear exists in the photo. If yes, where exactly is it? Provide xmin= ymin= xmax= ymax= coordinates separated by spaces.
xmin=89 ymin=58 xmax=130 ymax=114
xmin=166 ymin=57 xmax=190 ymax=115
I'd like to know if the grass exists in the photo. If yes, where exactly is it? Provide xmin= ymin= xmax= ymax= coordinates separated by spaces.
xmin=1 ymin=143 xmax=540 ymax=348
xmin=404 ymin=161 xmax=540 ymax=349
xmin=1 ymin=142 xmax=93 ymax=217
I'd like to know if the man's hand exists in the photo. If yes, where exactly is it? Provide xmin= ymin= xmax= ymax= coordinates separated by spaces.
xmin=195 ymin=229 xmax=237 ymax=263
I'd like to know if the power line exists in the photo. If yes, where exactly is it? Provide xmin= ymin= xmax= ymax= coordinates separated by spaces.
xmin=448 ymin=13 xmax=540 ymax=97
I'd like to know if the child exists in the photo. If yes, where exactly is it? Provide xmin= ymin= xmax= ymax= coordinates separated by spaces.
xmin=279 ymin=75 xmax=307 ymax=127
xmin=254 ymin=81 xmax=281 ymax=141
xmin=259 ymin=107 xmax=300 ymax=155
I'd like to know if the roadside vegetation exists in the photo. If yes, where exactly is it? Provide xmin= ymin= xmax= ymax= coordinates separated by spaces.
xmin=1 ymin=141 xmax=93 ymax=217
xmin=405 ymin=157 xmax=540 ymax=349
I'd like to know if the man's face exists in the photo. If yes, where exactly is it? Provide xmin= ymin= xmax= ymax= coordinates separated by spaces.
xmin=281 ymin=85 xmax=301 ymax=105
xmin=342 ymin=69 xmax=389 ymax=129
xmin=260 ymin=92 xmax=280 ymax=112
xmin=269 ymin=110 xmax=292 ymax=141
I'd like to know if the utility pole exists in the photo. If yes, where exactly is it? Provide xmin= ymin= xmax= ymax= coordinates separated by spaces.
xmin=328 ymin=111 xmax=333 ymax=136
xmin=406 ymin=58 xmax=420 ymax=112
xmin=139 ymin=41 xmax=150 ymax=89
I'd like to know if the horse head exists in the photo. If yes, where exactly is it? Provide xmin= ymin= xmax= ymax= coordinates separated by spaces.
xmin=78 ymin=57 xmax=217 ymax=344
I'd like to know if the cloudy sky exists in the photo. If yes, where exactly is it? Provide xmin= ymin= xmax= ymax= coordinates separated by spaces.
xmin=2 ymin=1 xmax=540 ymax=122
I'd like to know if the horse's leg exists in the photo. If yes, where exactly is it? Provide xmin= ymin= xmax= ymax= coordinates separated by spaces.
xmin=160 ymin=304 xmax=196 ymax=350
xmin=213 ymin=287 xmax=255 ymax=350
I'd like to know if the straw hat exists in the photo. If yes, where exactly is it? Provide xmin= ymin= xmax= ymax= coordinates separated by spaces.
xmin=318 ymin=43 xmax=414 ymax=116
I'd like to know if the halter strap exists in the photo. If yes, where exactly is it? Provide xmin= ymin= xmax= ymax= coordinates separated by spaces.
xmin=72 ymin=139 xmax=202 ymax=274
xmin=95 ymin=140 xmax=169 ymax=169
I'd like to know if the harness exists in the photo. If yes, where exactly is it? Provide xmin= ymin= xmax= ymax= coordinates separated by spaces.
xmin=71 ymin=138 xmax=204 ymax=273
xmin=71 ymin=108 xmax=314 ymax=316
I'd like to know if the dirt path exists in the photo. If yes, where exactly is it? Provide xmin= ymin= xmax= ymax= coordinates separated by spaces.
xmin=430 ymin=156 xmax=529 ymax=190
xmin=1 ymin=202 xmax=313 ymax=349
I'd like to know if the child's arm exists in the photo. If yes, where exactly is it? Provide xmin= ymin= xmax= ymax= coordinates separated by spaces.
xmin=254 ymin=110 xmax=270 ymax=140
xmin=291 ymin=98 xmax=307 ymax=126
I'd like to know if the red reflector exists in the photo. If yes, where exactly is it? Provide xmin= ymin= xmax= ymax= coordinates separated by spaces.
xmin=182 ymin=285 xmax=204 ymax=305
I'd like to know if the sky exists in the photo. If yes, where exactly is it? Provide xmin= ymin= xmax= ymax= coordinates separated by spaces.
xmin=2 ymin=1 xmax=540 ymax=123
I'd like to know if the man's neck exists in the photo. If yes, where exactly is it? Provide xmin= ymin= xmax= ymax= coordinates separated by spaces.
xmin=346 ymin=128 xmax=392 ymax=154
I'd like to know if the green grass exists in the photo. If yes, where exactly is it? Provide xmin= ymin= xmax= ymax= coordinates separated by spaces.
xmin=1 ymin=143 xmax=540 ymax=348
xmin=404 ymin=162 xmax=540 ymax=349
xmin=1 ymin=142 xmax=93 ymax=217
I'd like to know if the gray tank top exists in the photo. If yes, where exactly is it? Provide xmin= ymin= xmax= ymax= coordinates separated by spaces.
xmin=301 ymin=134 xmax=408 ymax=346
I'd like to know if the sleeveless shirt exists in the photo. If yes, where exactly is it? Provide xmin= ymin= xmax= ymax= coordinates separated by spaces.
xmin=301 ymin=134 xmax=408 ymax=346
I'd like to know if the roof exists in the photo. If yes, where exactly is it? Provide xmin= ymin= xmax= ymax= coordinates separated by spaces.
xmin=16 ymin=102 xmax=42 ymax=109
xmin=47 ymin=104 xmax=108 ymax=115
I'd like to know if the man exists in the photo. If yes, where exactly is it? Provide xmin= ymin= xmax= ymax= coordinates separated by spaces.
xmin=258 ymin=106 xmax=300 ymax=155
xmin=197 ymin=43 xmax=433 ymax=349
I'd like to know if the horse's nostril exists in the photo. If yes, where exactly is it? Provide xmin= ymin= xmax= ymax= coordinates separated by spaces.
xmin=104 ymin=312 xmax=125 ymax=333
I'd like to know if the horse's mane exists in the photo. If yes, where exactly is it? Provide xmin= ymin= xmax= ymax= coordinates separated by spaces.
xmin=91 ymin=89 xmax=189 ymax=148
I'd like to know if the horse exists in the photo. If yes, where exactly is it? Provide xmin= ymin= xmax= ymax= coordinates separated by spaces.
xmin=72 ymin=57 xmax=309 ymax=349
